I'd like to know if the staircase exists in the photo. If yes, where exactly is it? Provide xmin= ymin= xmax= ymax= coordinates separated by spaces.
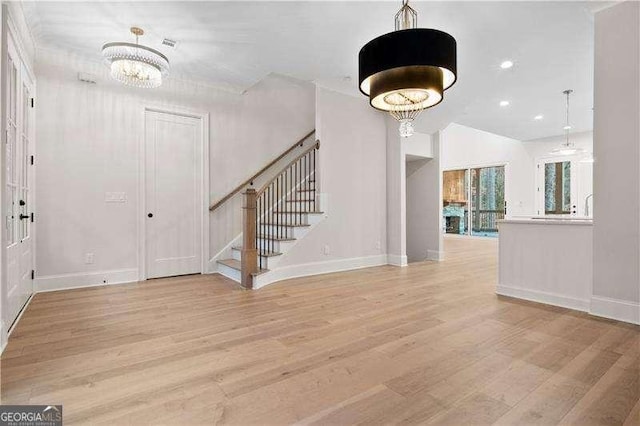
xmin=213 ymin=136 xmax=323 ymax=289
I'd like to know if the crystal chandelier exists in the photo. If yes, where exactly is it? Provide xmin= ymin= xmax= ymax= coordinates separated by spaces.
xmin=359 ymin=0 xmax=457 ymax=137
xmin=551 ymin=89 xmax=584 ymax=155
xmin=102 ymin=27 xmax=170 ymax=89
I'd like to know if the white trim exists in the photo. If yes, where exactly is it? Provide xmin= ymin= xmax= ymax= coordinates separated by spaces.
xmin=386 ymin=254 xmax=408 ymax=267
xmin=6 ymin=291 xmax=33 ymax=335
xmin=427 ymin=250 xmax=444 ymax=261
xmin=34 ymin=268 xmax=139 ymax=293
xmin=496 ymin=284 xmax=590 ymax=312
xmin=253 ymin=254 xmax=389 ymax=289
xmin=443 ymin=233 xmax=498 ymax=240
xmin=442 ymin=161 xmax=509 ymax=172
xmin=5 ymin=6 xmax=34 ymax=82
xmin=138 ymin=105 xmax=209 ymax=281
xmin=590 ymin=296 xmax=640 ymax=325
xmin=1 ymin=291 xmax=32 ymax=355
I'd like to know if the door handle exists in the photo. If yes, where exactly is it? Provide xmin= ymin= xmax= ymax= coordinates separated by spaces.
xmin=19 ymin=214 xmax=29 ymax=220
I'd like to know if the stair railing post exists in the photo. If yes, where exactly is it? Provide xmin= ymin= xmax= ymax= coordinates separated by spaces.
xmin=242 ymin=188 xmax=258 ymax=289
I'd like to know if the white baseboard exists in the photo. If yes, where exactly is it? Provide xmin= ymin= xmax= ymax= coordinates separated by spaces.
xmin=34 ymin=268 xmax=139 ymax=292
xmin=590 ymin=296 xmax=640 ymax=325
xmin=496 ymin=284 xmax=590 ymax=313
xmin=427 ymin=250 xmax=444 ymax=261
xmin=253 ymin=254 xmax=388 ymax=289
xmin=387 ymin=254 xmax=408 ymax=267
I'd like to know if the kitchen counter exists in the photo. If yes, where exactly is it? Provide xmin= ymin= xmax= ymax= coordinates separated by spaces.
xmin=497 ymin=217 xmax=593 ymax=312
xmin=500 ymin=217 xmax=593 ymax=226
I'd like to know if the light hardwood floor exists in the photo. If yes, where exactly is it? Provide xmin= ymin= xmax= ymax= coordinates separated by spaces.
xmin=1 ymin=237 xmax=638 ymax=425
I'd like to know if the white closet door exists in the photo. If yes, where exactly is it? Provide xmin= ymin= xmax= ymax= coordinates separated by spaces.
xmin=145 ymin=110 xmax=202 ymax=279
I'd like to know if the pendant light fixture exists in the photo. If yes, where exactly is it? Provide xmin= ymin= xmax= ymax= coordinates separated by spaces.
xmin=102 ymin=27 xmax=170 ymax=89
xmin=359 ymin=0 xmax=457 ymax=137
xmin=551 ymin=89 xmax=584 ymax=156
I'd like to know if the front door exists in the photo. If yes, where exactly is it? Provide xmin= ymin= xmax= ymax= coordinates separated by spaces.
xmin=5 ymin=35 xmax=34 ymax=328
xmin=144 ymin=110 xmax=202 ymax=279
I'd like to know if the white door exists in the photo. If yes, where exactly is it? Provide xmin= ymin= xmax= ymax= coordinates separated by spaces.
xmin=145 ymin=110 xmax=202 ymax=279
xmin=5 ymin=35 xmax=34 ymax=328
xmin=536 ymin=158 xmax=578 ymax=216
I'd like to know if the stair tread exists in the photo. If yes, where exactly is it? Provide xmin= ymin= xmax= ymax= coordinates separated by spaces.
xmin=231 ymin=246 xmax=282 ymax=257
xmin=257 ymin=234 xmax=296 ymax=241
xmin=217 ymin=259 xmax=269 ymax=275
xmin=261 ymin=222 xmax=310 ymax=227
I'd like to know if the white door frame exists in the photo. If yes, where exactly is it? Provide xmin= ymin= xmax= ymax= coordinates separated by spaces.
xmin=535 ymin=156 xmax=579 ymax=216
xmin=138 ymin=105 xmax=209 ymax=281
xmin=1 ymin=6 xmax=37 ymax=349
xmin=442 ymin=162 xmax=509 ymax=236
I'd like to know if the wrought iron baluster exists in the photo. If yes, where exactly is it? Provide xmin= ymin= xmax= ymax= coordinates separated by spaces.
xmin=304 ymin=152 xmax=311 ymax=211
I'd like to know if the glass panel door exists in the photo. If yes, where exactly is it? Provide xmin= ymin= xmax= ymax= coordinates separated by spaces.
xmin=470 ymin=166 xmax=505 ymax=237
xmin=544 ymin=161 xmax=572 ymax=214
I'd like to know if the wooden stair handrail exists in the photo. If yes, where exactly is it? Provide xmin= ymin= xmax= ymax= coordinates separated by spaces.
xmin=209 ymin=129 xmax=315 ymax=211
xmin=257 ymin=141 xmax=320 ymax=196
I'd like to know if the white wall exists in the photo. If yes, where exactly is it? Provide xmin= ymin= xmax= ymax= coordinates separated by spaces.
xmin=274 ymin=87 xmax=388 ymax=268
xmin=386 ymin=116 xmax=407 ymax=266
xmin=592 ymin=1 xmax=640 ymax=324
xmin=441 ymin=123 xmax=534 ymax=217
xmin=523 ymin=131 xmax=594 ymax=217
xmin=522 ymin=131 xmax=592 ymax=160
xmin=34 ymin=49 xmax=315 ymax=288
xmin=441 ymin=123 xmax=595 ymax=219
xmin=406 ymin=131 xmax=443 ymax=262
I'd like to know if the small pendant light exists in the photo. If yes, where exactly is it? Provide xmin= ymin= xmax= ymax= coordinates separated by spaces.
xmin=551 ymin=90 xmax=584 ymax=156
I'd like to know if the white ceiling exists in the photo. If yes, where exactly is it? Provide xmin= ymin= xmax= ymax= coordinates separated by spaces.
xmin=20 ymin=1 xmax=603 ymax=140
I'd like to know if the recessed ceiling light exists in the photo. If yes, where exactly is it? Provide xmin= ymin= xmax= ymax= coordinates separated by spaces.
xmin=534 ymin=114 xmax=544 ymax=120
xmin=499 ymin=100 xmax=510 ymax=107
xmin=500 ymin=60 xmax=514 ymax=69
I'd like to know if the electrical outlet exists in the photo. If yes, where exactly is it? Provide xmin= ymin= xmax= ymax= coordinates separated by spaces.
xmin=105 ymin=192 xmax=127 ymax=203
xmin=323 ymin=245 xmax=330 ymax=256
xmin=85 ymin=253 xmax=94 ymax=264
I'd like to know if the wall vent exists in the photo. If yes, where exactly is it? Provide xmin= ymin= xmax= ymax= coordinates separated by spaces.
xmin=162 ymin=38 xmax=178 ymax=49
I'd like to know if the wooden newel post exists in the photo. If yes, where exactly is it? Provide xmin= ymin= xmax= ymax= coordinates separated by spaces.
xmin=241 ymin=188 xmax=258 ymax=289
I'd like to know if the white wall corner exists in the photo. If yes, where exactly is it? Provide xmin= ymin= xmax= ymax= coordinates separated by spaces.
xmin=590 ymin=296 xmax=640 ymax=325
xmin=34 ymin=268 xmax=139 ymax=293
xmin=387 ymin=254 xmax=408 ymax=267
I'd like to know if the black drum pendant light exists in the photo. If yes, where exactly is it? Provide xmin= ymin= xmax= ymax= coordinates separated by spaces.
xmin=359 ymin=0 xmax=457 ymax=137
